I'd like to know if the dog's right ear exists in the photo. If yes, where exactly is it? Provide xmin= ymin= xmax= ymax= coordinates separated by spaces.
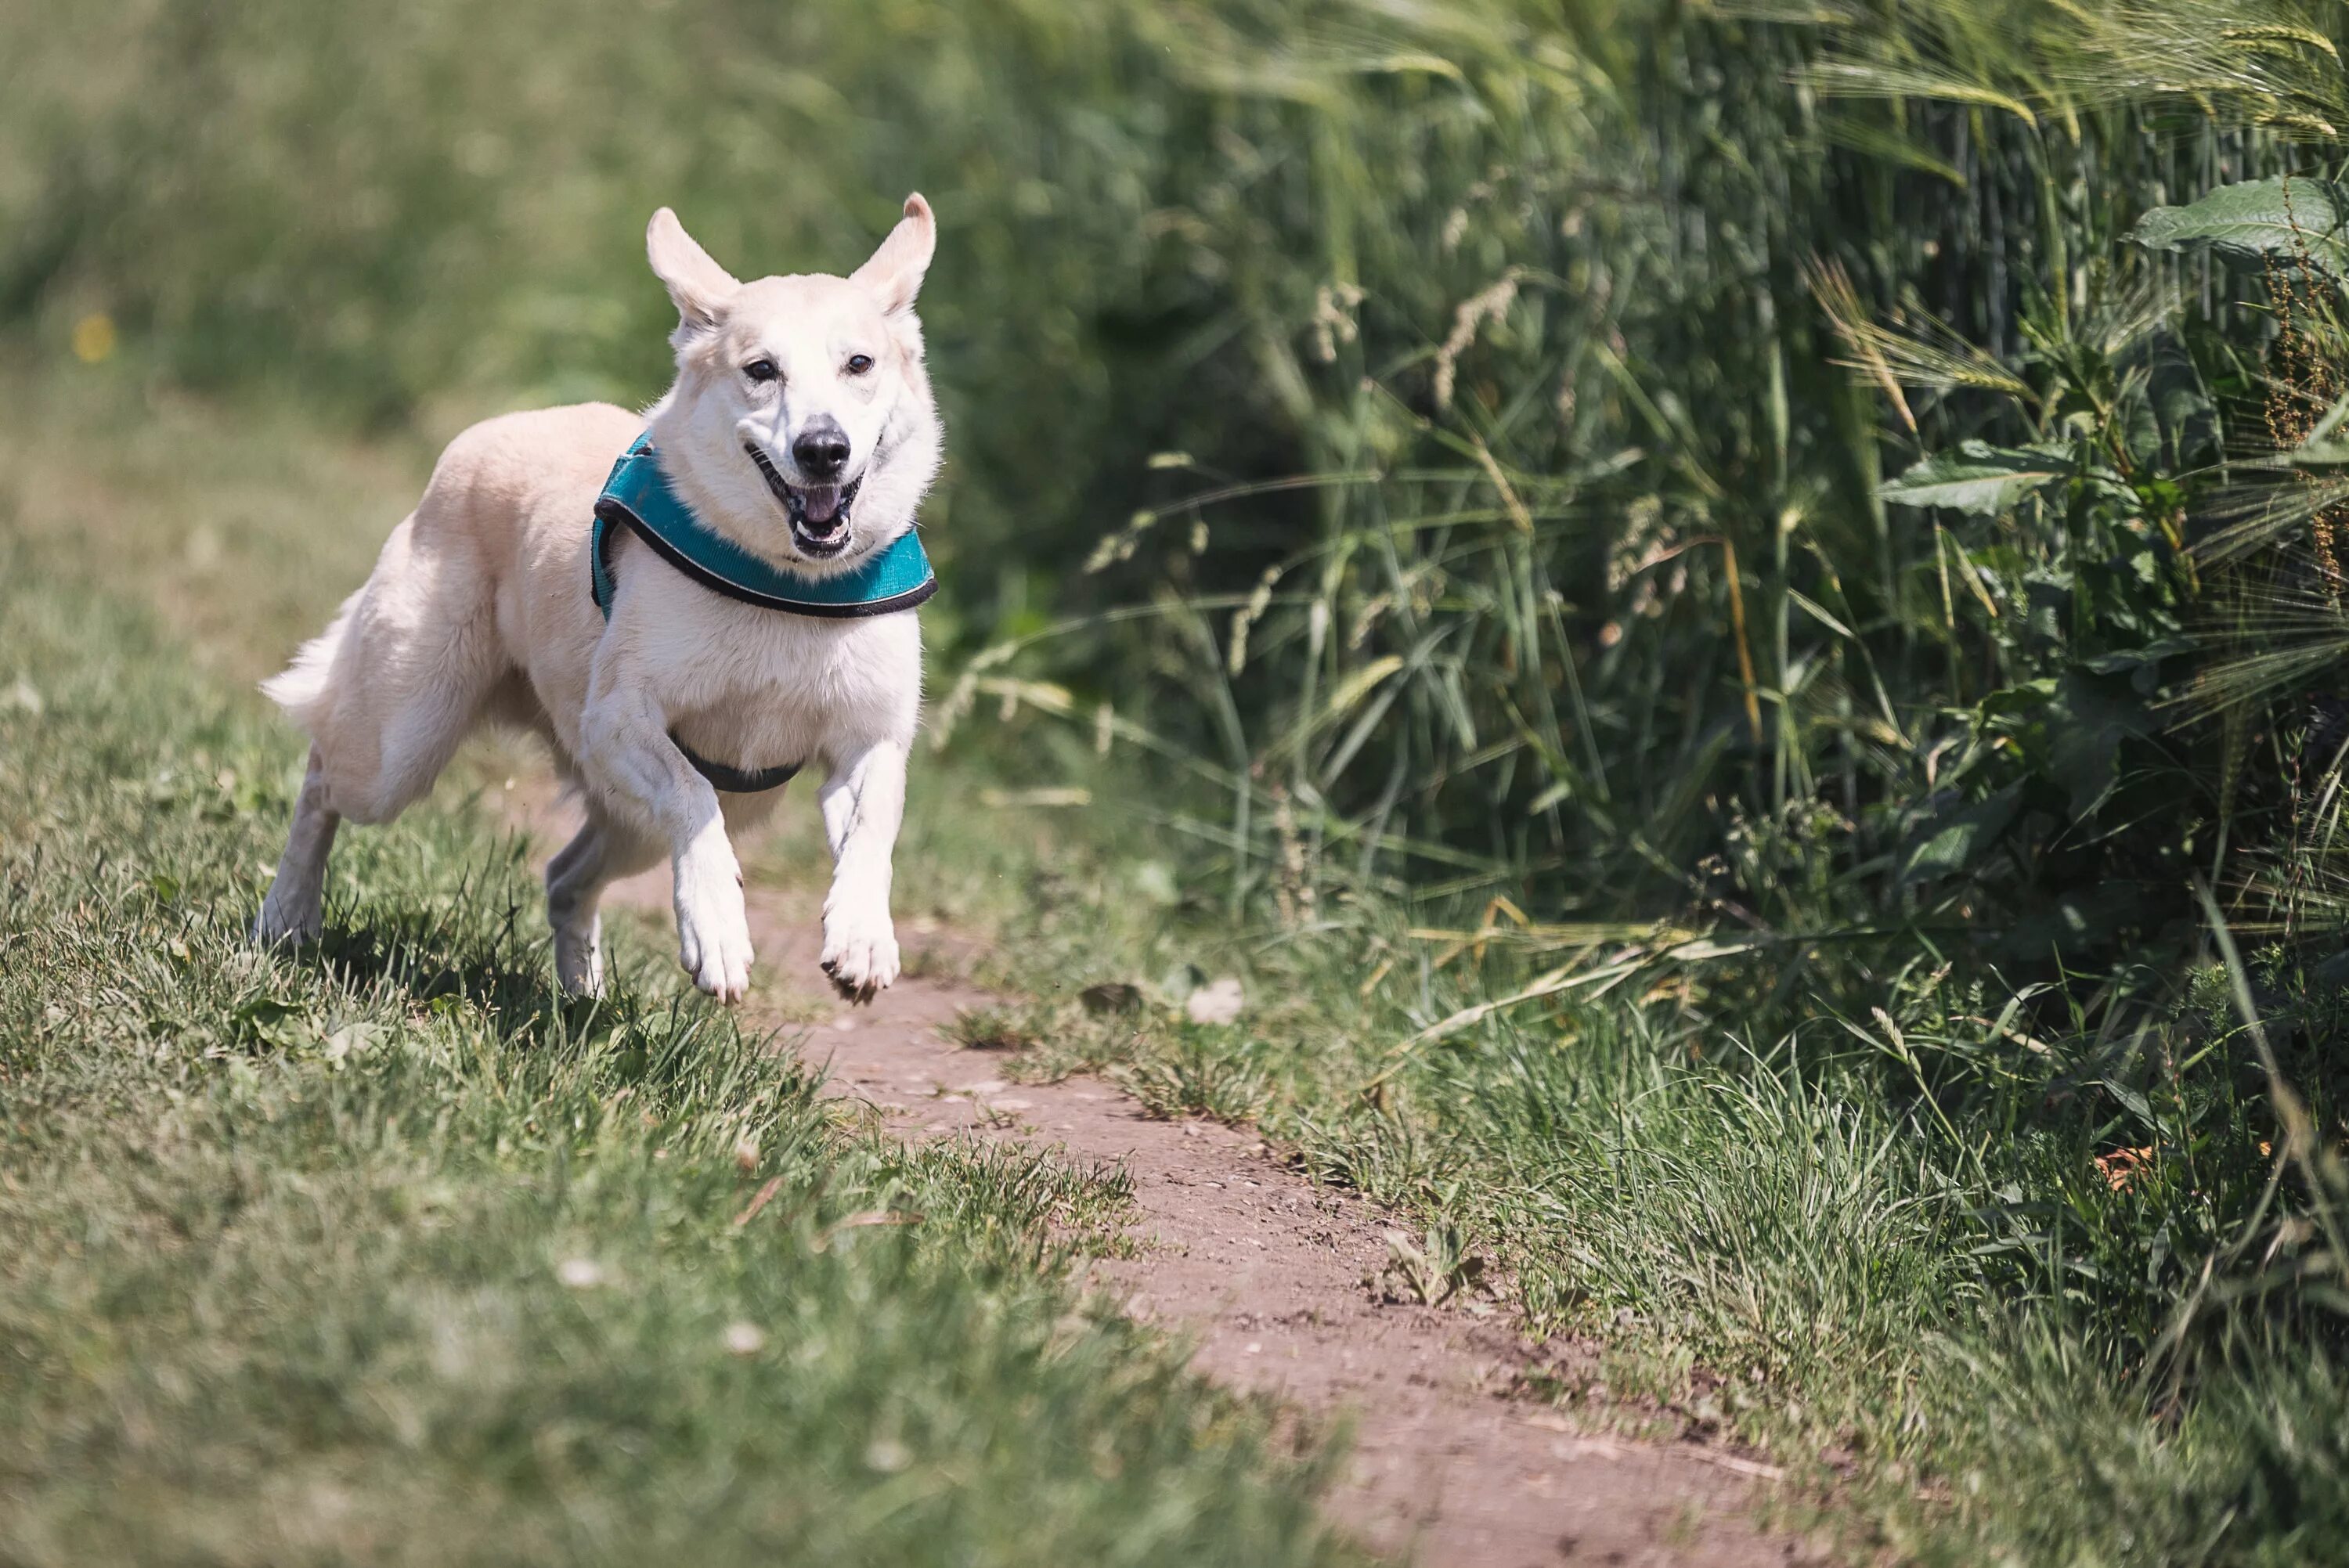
xmin=646 ymin=208 xmax=741 ymax=346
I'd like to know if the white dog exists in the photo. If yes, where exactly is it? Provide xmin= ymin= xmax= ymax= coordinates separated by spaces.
xmin=253 ymin=196 xmax=943 ymax=1005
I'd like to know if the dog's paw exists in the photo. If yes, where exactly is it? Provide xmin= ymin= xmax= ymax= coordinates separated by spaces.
xmin=820 ymin=907 xmax=900 ymax=1004
xmin=675 ymin=859 xmax=753 ymax=1004
xmin=554 ymin=912 xmax=604 ymax=999
xmin=251 ymin=888 xmax=323 ymax=947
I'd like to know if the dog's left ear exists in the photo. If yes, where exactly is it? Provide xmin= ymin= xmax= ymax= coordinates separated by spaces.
xmin=850 ymin=193 xmax=936 ymax=316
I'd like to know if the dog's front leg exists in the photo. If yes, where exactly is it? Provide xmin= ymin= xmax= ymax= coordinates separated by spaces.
xmin=579 ymin=684 xmax=753 ymax=1004
xmin=816 ymin=740 xmax=906 ymax=1003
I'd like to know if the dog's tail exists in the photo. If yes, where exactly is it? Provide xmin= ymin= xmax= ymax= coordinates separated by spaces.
xmin=259 ymin=586 xmax=363 ymax=734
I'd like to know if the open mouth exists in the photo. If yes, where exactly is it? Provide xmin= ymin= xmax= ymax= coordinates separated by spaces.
xmin=746 ymin=443 xmax=861 ymax=558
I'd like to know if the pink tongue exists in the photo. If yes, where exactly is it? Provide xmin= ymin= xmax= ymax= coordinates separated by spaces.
xmin=802 ymin=485 xmax=842 ymax=526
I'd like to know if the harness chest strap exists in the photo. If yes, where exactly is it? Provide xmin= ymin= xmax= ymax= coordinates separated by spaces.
xmin=590 ymin=433 xmax=937 ymax=794
xmin=667 ymin=737 xmax=802 ymax=796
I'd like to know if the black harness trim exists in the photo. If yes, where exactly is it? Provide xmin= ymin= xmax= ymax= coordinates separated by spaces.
xmin=669 ymin=731 xmax=803 ymax=795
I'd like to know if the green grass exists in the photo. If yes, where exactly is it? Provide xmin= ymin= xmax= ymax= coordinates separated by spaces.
xmin=0 ymin=431 xmax=1359 ymax=1564
xmin=871 ymin=737 xmax=2349 ymax=1563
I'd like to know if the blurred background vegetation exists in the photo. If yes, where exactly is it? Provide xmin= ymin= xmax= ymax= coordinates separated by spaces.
xmin=10 ymin=0 xmax=2349 ymax=1556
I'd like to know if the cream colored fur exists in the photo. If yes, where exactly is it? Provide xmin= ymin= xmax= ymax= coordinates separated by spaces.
xmin=254 ymin=196 xmax=944 ymax=1004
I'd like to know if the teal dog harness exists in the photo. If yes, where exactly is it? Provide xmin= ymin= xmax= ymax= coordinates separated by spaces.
xmin=590 ymin=433 xmax=936 ymax=793
xmin=592 ymin=434 xmax=936 ymax=619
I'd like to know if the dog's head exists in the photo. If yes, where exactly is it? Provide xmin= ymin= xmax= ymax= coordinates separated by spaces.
xmin=640 ymin=196 xmax=943 ymax=572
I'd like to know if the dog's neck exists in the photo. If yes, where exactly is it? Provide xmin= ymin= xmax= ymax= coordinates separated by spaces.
xmin=640 ymin=381 xmax=936 ymax=582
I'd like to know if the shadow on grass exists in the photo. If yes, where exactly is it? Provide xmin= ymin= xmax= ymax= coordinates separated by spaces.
xmin=313 ymin=896 xmax=778 ymax=1101
xmin=276 ymin=839 xmax=695 ymax=1062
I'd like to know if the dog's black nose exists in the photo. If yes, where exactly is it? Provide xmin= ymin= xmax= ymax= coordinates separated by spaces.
xmin=792 ymin=419 xmax=850 ymax=480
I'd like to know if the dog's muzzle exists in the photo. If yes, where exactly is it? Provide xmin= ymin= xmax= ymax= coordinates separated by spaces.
xmin=747 ymin=443 xmax=861 ymax=559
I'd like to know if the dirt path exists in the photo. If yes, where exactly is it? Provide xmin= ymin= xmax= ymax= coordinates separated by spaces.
xmin=533 ymin=797 xmax=1805 ymax=1566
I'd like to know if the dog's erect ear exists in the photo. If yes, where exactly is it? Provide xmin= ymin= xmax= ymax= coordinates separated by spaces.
xmin=646 ymin=207 xmax=741 ymax=342
xmin=850 ymin=194 xmax=936 ymax=316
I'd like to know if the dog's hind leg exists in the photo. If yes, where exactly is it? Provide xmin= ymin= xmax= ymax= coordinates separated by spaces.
xmin=271 ymin=508 xmax=514 ymax=828
xmin=254 ymin=745 xmax=341 ymax=945
xmin=545 ymin=805 xmax=661 ymax=997
xmin=256 ymin=508 xmax=511 ymax=950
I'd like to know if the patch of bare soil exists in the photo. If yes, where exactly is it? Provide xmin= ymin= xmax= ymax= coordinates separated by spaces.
xmin=523 ymin=793 xmax=1810 ymax=1566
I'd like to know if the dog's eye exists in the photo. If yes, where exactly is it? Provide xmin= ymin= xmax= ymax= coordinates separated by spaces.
xmin=845 ymin=353 xmax=874 ymax=376
xmin=743 ymin=359 xmax=778 ymax=383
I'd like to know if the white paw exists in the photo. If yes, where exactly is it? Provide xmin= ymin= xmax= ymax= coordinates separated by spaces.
xmin=252 ymin=886 xmax=322 ymax=946
xmin=674 ymin=855 xmax=752 ymax=1004
xmin=554 ymin=912 xmax=604 ymax=999
xmin=820 ymin=905 xmax=899 ymax=1004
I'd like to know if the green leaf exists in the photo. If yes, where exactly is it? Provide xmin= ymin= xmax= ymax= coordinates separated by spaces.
xmin=2098 ymin=1078 xmax=2155 ymax=1128
xmin=1879 ymin=440 xmax=2068 ymax=515
xmin=2045 ymin=672 xmax=2154 ymax=818
xmin=2151 ymin=341 xmax=2217 ymax=451
xmin=2131 ymin=176 xmax=2349 ymax=273
xmin=1900 ymin=784 xmax=2022 ymax=885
